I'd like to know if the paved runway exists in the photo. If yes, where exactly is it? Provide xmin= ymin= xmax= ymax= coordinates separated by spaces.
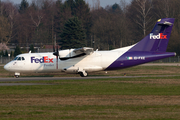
xmin=141 ymin=63 xmax=180 ymax=66
xmin=0 ymin=75 xmax=178 ymax=86
xmin=1 ymin=63 xmax=179 ymax=86
xmin=0 ymin=76 xmax=144 ymax=82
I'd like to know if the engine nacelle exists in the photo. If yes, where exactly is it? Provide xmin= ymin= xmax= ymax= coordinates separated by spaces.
xmin=59 ymin=49 xmax=76 ymax=58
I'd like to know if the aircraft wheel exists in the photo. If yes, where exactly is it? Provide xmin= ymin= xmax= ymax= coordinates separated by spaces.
xmin=15 ymin=75 xmax=19 ymax=78
xmin=79 ymin=71 xmax=88 ymax=77
xmin=14 ymin=72 xmax=20 ymax=78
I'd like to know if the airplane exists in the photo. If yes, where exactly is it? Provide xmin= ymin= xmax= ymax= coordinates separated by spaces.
xmin=4 ymin=18 xmax=176 ymax=78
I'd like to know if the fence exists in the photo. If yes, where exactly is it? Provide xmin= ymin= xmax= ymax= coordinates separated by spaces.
xmin=153 ymin=56 xmax=180 ymax=63
xmin=0 ymin=56 xmax=180 ymax=65
xmin=0 ymin=56 xmax=14 ymax=64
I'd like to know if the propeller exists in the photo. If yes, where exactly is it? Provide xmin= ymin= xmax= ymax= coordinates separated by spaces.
xmin=53 ymin=45 xmax=59 ymax=69
xmin=52 ymin=34 xmax=59 ymax=69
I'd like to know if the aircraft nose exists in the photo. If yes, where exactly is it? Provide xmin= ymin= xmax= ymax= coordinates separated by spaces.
xmin=4 ymin=63 xmax=10 ymax=71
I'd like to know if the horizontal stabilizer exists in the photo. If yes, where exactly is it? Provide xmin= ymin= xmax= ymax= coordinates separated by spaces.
xmin=157 ymin=19 xmax=173 ymax=26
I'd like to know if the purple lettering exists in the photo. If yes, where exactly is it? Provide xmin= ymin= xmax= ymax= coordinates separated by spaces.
xmin=31 ymin=57 xmax=36 ymax=63
xmin=31 ymin=56 xmax=53 ymax=63
xmin=40 ymin=58 xmax=44 ymax=63
xmin=35 ymin=58 xmax=39 ymax=63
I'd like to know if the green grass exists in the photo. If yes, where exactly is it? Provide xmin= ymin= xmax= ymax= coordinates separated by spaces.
xmin=0 ymin=77 xmax=180 ymax=96
xmin=0 ymin=77 xmax=180 ymax=119
xmin=1 ymin=105 xmax=180 ymax=120
xmin=1 ymin=65 xmax=180 ymax=119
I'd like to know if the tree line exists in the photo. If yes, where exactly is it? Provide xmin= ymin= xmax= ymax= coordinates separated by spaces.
xmin=0 ymin=0 xmax=180 ymax=56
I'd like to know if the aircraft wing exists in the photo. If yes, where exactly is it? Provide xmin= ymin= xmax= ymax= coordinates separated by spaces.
xmin=73 ymin=47 xmax=94 ymax=55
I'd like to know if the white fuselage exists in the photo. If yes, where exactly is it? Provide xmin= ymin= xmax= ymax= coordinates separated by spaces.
xmin=4 ymin=45 xmax=133 ymax=74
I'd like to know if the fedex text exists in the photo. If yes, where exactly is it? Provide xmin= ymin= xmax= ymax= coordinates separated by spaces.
xmin=150 ymin=33 xmax=167 ymax=40
xmin=31 ymin=56 xmax=53 ymax=63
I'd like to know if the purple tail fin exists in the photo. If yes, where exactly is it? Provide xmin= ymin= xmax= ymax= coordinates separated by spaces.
xmin=129 ymin=18 xmax=175 ymax=52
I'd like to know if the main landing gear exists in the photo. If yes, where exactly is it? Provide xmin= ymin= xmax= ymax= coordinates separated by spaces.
xmin=78 ymin=68 xmax=88 ymax=77
xmin=79 ymin=71 xmax=88 ymax=77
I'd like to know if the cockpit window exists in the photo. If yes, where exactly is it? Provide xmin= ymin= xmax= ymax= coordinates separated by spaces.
xmin=14 ymin=57 xmax=25 ymax=61
xmin=17 ymin=57 xmax=21 ymax=61
xmin=22 ymin=57 xmax=25 ymax=60
xmin=14 ymin=57 xmax=18 ymax=60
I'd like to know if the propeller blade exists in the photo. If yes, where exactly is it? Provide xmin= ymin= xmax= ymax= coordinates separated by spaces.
xmin=56 ymin=45 xmax=59 ymax=69
xmin=56 ymin=45 xmax=59 ymax=56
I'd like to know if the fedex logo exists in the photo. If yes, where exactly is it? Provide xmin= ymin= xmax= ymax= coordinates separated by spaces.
xmin=150 ymin=33 xmax=167 ymax=39
xmin=31 ymin=56 xmax=53 ymax=63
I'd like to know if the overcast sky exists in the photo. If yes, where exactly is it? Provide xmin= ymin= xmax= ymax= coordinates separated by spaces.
xmin=3 ymin=0 xmax=131 ymax=8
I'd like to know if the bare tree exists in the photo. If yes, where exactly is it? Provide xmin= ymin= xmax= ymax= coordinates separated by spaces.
xmin=0 ymin=15 xmax=10 ymax=44
xmin=27 ymin=2 xmax=44 ymax=43
xmin=133 ymin=0 xmax=153 ymax=36
xmin=29 ymin=8 xmax=44 ymax=33
xmin=42 ymin=0 xmax=56 ymax=44
xmin=0 ymin=1 xmax=4 ymax=15
xmin=92 ymin=0 xmax=100 ymax=10
xmin=119 ymin=0 xmax=132 ymax=47
xmin=91 ymin=7 xmax=130 ymax=50
xmin=3 ymin=2 xmax=18 ymax=44
xmin=0 ymin=43 xmax=9 ymax=50
xmin=32 ymin=0 xmax=46 ymax=9
xmin=153 ymin=0 xmax=167 ymax=18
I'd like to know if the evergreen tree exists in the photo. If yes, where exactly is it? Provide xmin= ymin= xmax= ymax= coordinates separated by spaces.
xmin=111 ymin=3 xmax=122 ymax=13
xmin=19 ymin=0 xmax=29 ymax=14
xmin=5 ymin=50 xmax=8 ymax=57
xmin=29 ymin=44 xmax=35 ymax=53
xmin=55 ymin=0 xmax=72 ymax=41
xmin=14 ymin=46 xmax=22 ymax=57
xmin=64 ymin=0 xmax=74 ymax=12
xmin=10 ymin=51 xmax=13 ymax=58
xmin=64 ymin=0 xmax=92 ymax=41
xmin=60 ymin=17 xmax=86 ymax=49
xmin=72 ymin=0 xmax=92 ymax=46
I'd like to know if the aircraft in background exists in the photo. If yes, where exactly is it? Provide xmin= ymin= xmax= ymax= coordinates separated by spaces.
xmin=4 ymin=18 xmax=175 ymax=78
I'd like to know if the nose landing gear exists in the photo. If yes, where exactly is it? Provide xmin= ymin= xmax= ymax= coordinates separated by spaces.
xmin=14 ymin=75 xmax=19 ymax=78
xmin=14 ymin=72 xmax=20 ymax=78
